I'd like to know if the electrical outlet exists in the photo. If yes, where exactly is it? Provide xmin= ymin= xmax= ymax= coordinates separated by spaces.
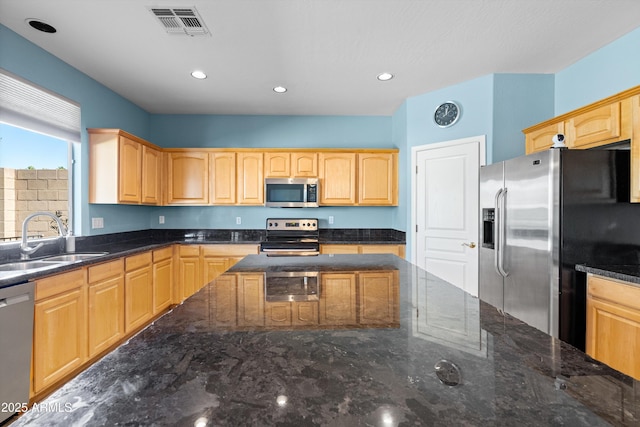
xmin=159 ymin=215 xmax=165 ymax=224
xmin=91 ymin=217 xmax=104 ymax=229
xmin=236 ymin=217 xmax=242 ymax=225
xmin=329 ymin=216 xmax=334 ymax=225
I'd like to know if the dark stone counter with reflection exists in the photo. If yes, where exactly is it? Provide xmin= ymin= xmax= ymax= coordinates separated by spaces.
xmin=12 ymin=254 xmax=639 ymax=426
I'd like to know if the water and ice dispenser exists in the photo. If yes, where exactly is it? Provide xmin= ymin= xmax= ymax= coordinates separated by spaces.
xmin=482 ymin=208 xmax=495 ymax=249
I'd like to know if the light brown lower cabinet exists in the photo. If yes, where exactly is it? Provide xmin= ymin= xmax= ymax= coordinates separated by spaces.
xmin=32 ymin=269 xmax=87 ymax=394
xmin=263 ymin=301 xmax=320 ymax=327
xmin=358 ymin=271 xmax=399 ymax=325
xmin=319 ymin=273 xmax=357 ymax=325
xmin=124 ymin=252 xmax=153 ymax=333
xmin=87 ymin=259 xmax=125 ymax=358
xmin=177 ymin=244 xmax=259 ymax=303
xmin=211 ymin=273 xmax=238 ymax=327
xmin=586 ymin=274 xmax=640 ymax=380
xmin=237 ymin=273 xmax=265 ymax=327
xmin=28 ymin=246 xmax=172 ymax=397
xmin=320 ymin=244 xmax=405 ymax=257
xmin=177 ymin=245 xmax=201 ymax=303
xmin=152 ymin=247 xmax=173 ymax=314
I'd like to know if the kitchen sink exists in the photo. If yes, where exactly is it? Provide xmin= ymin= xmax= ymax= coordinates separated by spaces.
xmin=0 ymin=253 xmax=108 ymax=277
xmin=0 ymin=260 xmax=62 ymax=272
xmin=43 ymin=252 xmax=108 ymax=263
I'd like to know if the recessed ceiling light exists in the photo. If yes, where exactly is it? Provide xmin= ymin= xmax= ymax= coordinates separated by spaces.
xmin=377 ymin=72 xmax=394 ymax=81
xmin=26 ymin=19 xmax=57 ymax=33
xmin=191 ymin=70 xmax=207 ymax=80
xmin=273 ymin=86 xmax=287 ymax=93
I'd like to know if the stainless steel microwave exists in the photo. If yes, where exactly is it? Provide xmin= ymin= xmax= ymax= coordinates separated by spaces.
xmin=264 ymin=178 xmax=319 ymax=208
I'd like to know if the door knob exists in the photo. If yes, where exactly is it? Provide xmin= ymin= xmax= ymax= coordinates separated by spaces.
xmin=462 ymin=242 xmax=476 ymax=249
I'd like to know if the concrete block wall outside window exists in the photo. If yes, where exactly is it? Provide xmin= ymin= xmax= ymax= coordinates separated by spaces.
xmin=0 ymin=168 xmax=68 ymax=241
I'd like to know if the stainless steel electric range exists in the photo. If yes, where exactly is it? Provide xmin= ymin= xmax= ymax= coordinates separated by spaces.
xmin=259 ymin=218 xmax=319 ymax=256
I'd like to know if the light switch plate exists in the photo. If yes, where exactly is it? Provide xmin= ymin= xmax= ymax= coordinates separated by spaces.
xmin=91 ymin=217 xmax=104 ymax=229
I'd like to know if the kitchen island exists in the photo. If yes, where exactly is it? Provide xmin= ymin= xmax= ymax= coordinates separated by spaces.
xmin=10 ymin=255 xmax=639 ymax=426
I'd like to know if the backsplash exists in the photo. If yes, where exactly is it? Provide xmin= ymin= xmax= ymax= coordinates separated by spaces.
xmin=319 ymin=228 xmax=406 ymax=243
xmin=0 ymin=228 xmax=406 ymax=263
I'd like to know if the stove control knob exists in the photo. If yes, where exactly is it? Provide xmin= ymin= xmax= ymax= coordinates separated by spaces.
xmin=268 ymin=222 xmax=272 ymax=227
xmin=274 ymin=222 xmax=278 ymax=227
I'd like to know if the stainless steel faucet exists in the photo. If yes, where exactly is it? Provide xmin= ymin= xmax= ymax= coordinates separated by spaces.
xmin=20 ymin=212 xmax=68 ymax=259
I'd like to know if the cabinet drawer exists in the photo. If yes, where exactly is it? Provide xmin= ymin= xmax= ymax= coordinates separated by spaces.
xmin=588 ymin=275 xmax=640 ymax=311
xmin=202 ymin=244 xmax=259 ymax=257
xmin=88 ymin=259 xmax=124 ymax=284
xmin=178 ymin=245 xmax=200 ymax=257
xmin=35 ymin=268 xmax=86 ymax=300
xmin=125 ymin=252 xmax=152 ymax=271
xmin=153 ymin=246 xmax=173 ymax=262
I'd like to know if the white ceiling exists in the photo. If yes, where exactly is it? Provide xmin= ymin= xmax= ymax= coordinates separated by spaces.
xmin=1 ymin=0 xmax=640 ymax=116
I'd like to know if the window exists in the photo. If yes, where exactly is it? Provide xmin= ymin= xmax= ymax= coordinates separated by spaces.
xmin=0 ymin=68 xmax=80 ymax=242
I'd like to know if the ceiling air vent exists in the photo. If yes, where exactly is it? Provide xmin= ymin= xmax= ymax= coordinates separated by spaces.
xmin=148 ymin=6 xmax=210 ymax=36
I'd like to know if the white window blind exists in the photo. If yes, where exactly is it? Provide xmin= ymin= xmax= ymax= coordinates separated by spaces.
xmin=0 ymin=68 xmax=80 ymax=142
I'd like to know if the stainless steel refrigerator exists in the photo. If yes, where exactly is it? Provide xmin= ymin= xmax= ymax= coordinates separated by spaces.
xmin=479 ymin=148 xmax=638 ymax=351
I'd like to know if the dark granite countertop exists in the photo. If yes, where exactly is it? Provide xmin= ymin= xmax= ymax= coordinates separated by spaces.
xmin=0 ymin=228 xmax=405 ymax=289
xmin=576 ymin=264 xmax=640 ymax=286
xmin=11 ymin=254 xmax=638 ymax=426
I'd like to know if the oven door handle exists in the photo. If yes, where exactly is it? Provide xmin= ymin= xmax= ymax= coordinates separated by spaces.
xmin=261 ymin=248 xmax=320 ymax=256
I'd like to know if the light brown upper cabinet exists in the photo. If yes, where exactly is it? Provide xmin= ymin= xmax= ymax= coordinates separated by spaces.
xmin=292 ymin=152 xmax=318 ymax=177
xmin=237 ymin=152 xmax=264 ymax=205
xmin=319 ymin=152 xmax=357 ymax=205
xmin=318 ymin=151 xmax=398 ymax=206
xmin=141 ymin=145 xmax=161 ymax=204
xmin=566 ymin=100 xmax=631 ymax=149
xmin=264 ymin=152 xmax=290 ymax=177
xmin=525 ymin=122 xmax=565 ymax=154
xmin=211 ymin=152 xmax=237 ymax=205
xmin=524 ymin=87 xmax=636 ymax=154
xmin=88 ymin=131 xmax=398 ymax=206
xmin=358 ymin=152 xmax=398 ymax=205
xmin=89 ymin=129 xmax=160 ymax=205
xmin=524 ymin=85 xmax=640 ymax=203
xmin=264 ymin=152 xmax=318 ymax=178
xmin=165 ymin=151 xmax=210 ymax=205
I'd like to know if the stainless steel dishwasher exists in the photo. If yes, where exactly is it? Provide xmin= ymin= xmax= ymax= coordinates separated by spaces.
xmin=0 ymin=281 xmax=35 ymax=424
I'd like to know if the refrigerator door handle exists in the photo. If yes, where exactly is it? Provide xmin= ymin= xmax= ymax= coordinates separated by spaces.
xmin=497 ymin=188 xmax=509 ymax=277
xmin=493 ymin=188 xmax=504 ymax=277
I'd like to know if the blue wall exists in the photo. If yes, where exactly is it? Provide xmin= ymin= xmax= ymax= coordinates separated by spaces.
xmin=0 ymin=24 xmax=152 ymax=236
xmin=493 ymin=74 xmax=555 ymax=162
xmin=555 ymin=27 xmax=640 ymax=114
xmin=399 ymin=74 xmax=556 ymax=259
xmin=149 ymin=115 xmax=391 ymax=149
xmin=2 ymin=22 xmax=640 ymax=239
xmin=148 ymin=114 xmax=397 ymax=230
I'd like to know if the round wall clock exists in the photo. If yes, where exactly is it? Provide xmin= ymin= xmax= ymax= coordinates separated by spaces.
xmin=433 ymin=101 xmax=461 ymax=127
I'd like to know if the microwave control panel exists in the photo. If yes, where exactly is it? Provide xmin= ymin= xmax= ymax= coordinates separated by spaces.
xmin=307 ymin=184 xmax=317 ymax=202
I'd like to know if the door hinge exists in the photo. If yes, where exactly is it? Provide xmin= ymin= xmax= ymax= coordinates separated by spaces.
xmin=416 ymin=165 xmax=418 ymax=174
xmin=416 ymin=224 xmax=418 ymax=232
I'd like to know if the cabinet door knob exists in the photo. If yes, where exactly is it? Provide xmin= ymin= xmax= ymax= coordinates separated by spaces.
xmin=461 ymin=242 xmax=476 ymax=249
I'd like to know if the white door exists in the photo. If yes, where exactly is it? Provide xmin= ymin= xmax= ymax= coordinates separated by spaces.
xmin=412 ymin=136 xmax=484 ymax=296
